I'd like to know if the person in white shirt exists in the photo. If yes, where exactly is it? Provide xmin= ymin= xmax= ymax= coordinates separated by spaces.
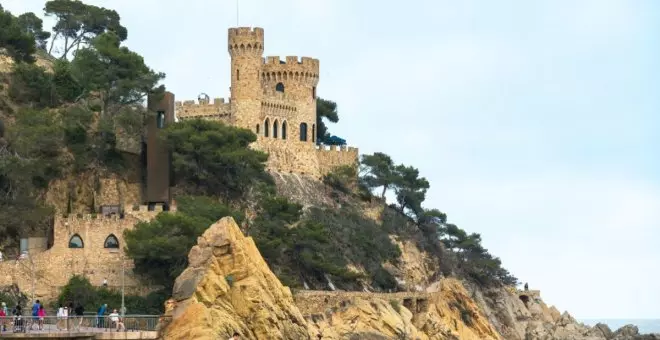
xmin=108 ymin=309 xmax=124 ymax=331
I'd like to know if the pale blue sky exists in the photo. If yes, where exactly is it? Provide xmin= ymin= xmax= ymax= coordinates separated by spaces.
xmin=5 ymin=0 xmax=659 ymax=319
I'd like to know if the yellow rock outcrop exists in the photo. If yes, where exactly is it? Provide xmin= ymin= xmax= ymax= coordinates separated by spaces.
xmin=160 ymin=216 xmax=310 ymax=340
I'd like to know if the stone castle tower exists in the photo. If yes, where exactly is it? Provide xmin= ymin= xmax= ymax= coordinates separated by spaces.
xmin=176 ymin=27 xmax=357 ymax=179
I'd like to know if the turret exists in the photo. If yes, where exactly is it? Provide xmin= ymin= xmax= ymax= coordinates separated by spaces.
xmin=228 ymin=27 xmax=264 ymax=101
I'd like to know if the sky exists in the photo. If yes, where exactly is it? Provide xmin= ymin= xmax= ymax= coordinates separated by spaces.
xmin=3 ymin=0 xmax=659 ymax=319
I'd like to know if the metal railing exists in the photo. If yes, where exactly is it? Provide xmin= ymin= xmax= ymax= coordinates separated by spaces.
xmin=0 ymin=315 xmax=168 ymax=334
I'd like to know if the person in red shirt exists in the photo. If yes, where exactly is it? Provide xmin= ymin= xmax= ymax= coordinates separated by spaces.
xmin=0 ymin=307 xmax=6 ymax=332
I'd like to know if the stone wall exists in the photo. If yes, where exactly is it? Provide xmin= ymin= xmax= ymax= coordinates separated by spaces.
xmin=293 ymin=290 xmax=429 ymax=317
xmin=0 ymin=207 xmax=163 ymax=302
xmin=316 ymin=145 xmax=359 ymax=177
xmin=175 ymin=98 xmax=231 ymax=121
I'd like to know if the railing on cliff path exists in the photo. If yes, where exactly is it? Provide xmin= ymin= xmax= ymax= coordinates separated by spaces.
xmin=0 ymin=315 xmax=169 ymax=335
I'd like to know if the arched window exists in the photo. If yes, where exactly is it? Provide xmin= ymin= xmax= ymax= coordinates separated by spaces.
xmin=104 ymin=234 xmax=119 ymax=249
xmin=256 ymin=124 xmax=260 ymax=134
xmin=300 ymin=123 xmax=308 ymax=141
xmin=264 ymin=118 xmax=270 ymax=137
xmin=281 ymin=121 xmax=287 ymax=140
xmin=273 ymin=120 xmax=279 ymax=138
xmin=68 ymin=234 xmax=84 ymax=248
xmin=312 ymin=124 xmax=316 ymax=143
xmin=156 ymin=111 xmax=165 ymax=129
xmin=275 ymin=82 xmax=285 ymax=93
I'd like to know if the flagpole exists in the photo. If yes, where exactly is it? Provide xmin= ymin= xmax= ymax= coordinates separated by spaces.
xmin=236 ymin=0 xmax=239 ymax=26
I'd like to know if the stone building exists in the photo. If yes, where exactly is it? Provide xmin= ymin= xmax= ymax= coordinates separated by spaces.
xmin=0 ymin=206 xmax=164 ymax=301
xmin=175 ymin=27 xmax=358 ymax=178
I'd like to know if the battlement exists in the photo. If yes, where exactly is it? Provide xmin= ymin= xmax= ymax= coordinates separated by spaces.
xmin=228 ymin=27 xmax=264 ymax=55
xmin=315 ymin=144 xmax=358 ymax=153
xmin=228 ymin=27 xmax=264 ymax=38
xmin=175 ymin=97 xmax=229 ymax=107
xmin=261 ymin=56 xmax=319 ymax=86
xmin=175 ymin=97 xmax=232 ymax=120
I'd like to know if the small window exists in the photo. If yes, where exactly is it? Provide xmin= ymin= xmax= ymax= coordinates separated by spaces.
xmin=282 ymin=121 xmax=287 ymax=140
xmin=264 ymin=118 xmax=270 ymax=137
xmin=300 ymin=122 xmax=308 ymax=141
xmin=312 ymin=124 xmax=316 ymax=143
xmin=104 ymin=234 xmax=119 ymax=249
xmin=69 ymin=234 xmax=84 ymax=248
xmin=156 ymin=111 xmax=165 ymax=129
xmin=237 ymin=69 xmax=240 ymax=80
xmin=256 ymin=124 xmax=260 ymax=134
xmin=275 ymin=82 xmax=285 ymax=93
xmin=273 ymin=120 xmax=279 ymax=138
xmin=312 ymin=87 xmax=316 ymax=99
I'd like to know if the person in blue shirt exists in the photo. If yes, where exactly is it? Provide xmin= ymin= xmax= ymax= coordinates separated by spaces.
xmin=29 ymin=300 xmax=40 ymax=331
xmin=96 ymin=304 xmax=107 ymax=328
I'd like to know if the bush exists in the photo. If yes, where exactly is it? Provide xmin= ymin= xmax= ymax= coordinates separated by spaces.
xmin=251 ymin=198 xmax=401 ymax=291
xmin=124 ymin=196 xmax=242 ymax=289
xmin=323 ymin=165 xmax=357 ymax=193
xmin=8 ymin=63 xmax=56 ymax=108
xmin=55 ymin=275 xmax=165 ymax=314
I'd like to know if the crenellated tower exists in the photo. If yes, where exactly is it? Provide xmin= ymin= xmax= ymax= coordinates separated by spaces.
xmin=228 ymin=27 xmax=265 ymax=129
xmin=176 ymin=27 xmax=356 ymax=179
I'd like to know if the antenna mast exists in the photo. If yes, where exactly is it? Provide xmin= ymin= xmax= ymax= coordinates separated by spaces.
xmin=236 ymin=0 xmax=239 ymax=26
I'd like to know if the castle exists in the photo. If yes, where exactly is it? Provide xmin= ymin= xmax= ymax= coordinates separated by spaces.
xmin=0 ymin=27 xmax=359 ymax=301
xmin=172 ymin=27 xmax=358 ymax=179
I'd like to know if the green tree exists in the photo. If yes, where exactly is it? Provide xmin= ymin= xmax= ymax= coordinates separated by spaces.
xmin=0 ymin=109 xmax=62 ymax=244
xmin=124 ymin=196 xmax=243 ymax=288
xmin=359 ymin=152 xmax=397 ymax=200
xmin=0 ymin=5 xmax=36 ymax=63
xmin=392 ymin=164 xmax=429 ymax=219
xmin=16 ymin=12 xmax=51 ymax=50
xmin=316 ymin=97 xmax=339 ymax=144
xmin=44 ymin=0 xmax=128 ymax=59
xmin=70 ymin=32 xmax=164 ymax=116
xmin=164 ymin=119 xmax=272 ymax=201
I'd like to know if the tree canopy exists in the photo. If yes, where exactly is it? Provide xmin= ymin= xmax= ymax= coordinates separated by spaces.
xmin=163 ymin=119 xmax=272 ymax=201
xmin=44 ymin=0 xmax=127 ymax=59
xmin=0 ymin=5 xmax=37 ymax=63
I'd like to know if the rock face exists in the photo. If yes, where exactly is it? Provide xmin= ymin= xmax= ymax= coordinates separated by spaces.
xmin=469 ymin=284 xmax=659 ymax=340
xmin=160 ymin=216 xmax=310 ymax=340
xmin=159 ymin=215 xmax=658 ymax=340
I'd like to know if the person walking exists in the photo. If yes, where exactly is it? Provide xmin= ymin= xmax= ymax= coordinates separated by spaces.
xmin=56 ymin=303 xmax=65 ymax=331
xmin=96 ymin=303 xmax=107 ymax=328
xmin=74 ymin=303 xmax=84 ymax=330
xmin=37 ymin=305 xmax=46 ymax=330
xmin=29 ymin=299 xmax=40 ymax=331
xmin=1 ymin=302 xmax=7 ymax=332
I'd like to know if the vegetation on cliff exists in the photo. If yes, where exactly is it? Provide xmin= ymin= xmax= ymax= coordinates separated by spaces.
xmin=0 ymin=0 xmax=162 ymax=246
xmin=1 ymin=0 xmax=517 ymax=314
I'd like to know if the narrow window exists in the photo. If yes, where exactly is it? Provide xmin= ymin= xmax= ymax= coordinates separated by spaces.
xmin=276 ymin=82 xmax=285 ymax=93
xmin=104 ymin=234 xmax=119 ymax=249
xmin=256 ymin=124 xmax=260 ymax=134
xmin=264 ymin=118 xmax=270 ymax=137
xmin=273 ymin=120 xmax=279 ymax=138
xmin=282 ymin=121 xmax=287 ymax=140
xmin=156 ymin=111 xmax=165 ymax=129
xmin=312 ymin=124 xmax=316 ymax=143
xmin=299 ymin=123 xmax=308 ymax=141
xmin=69 ymin=234 xmax=84 ymax=248
xmin=312 ymin=87 xmax=316 ymax=99
xmin=237 ymin=69 xmax=240 ymax=80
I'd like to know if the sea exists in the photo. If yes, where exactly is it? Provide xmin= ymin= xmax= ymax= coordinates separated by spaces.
xmin=580 ymin=319 xmax=660 ymax=334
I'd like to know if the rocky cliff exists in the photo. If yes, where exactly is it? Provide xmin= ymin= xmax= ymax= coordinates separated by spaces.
xmin=159 ymin=215 xmax=658 ymax=340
